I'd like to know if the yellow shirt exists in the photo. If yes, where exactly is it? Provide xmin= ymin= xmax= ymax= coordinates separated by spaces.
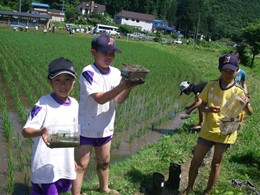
xmin=199 ymin=80 xmax=245 ymax=144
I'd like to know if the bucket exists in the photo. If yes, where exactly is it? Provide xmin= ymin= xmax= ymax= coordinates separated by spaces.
xmin=220 ymin=117 xmax=240 ymax=135
xmin=47 ymin=124 xmax=80 ymax=148
xmin=221 ymin=93 xmax=246 ymax=119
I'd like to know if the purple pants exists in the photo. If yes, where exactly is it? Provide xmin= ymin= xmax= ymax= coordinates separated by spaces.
xmin=80 ymin=135 xmax=112 ymax=147
xmin=31 ymin=179 xmax=72 ymax=195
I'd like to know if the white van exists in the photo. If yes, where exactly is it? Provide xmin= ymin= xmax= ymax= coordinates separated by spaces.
xmin=93 ymin=24 xmax=120 ymax=36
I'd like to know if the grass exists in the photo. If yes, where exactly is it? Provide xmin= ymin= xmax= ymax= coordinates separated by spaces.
xmin=0 ymin=27 xmax=259 ymax=194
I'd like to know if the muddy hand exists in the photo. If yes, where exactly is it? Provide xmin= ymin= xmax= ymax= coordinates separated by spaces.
xmin=185 ymin=108 xmax=192 ymax=115
xmin=124 ymin=78 xmax=145 ymax=88
xmin=241 ymin=95 xmax=250 ymax=104
xmin=209 ymin=106 xmax=220 ymax=113
xmin=41 ymin=127 xmax=50 ymax=147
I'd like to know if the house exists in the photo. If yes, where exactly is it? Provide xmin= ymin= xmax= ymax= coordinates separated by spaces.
xmin=31 ymin=2 xmax=64 ymax=23
xmin=114 ymin=10 xmax=155 ymax=32
xmin=0 ymin=10 xmax=51 ymax=28
xmin=77 ymin=1 xmax=106 ymax=16
xmin=48 ymin=9 xmax=65 ymax=22
xmin=31 ymin=2 xmax=49 ymax=15
xmin=152 ymin=20 xmax=176 ymax=34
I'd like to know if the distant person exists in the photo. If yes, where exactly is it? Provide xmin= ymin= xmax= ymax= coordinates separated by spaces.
xmin=183 ymin=53 xmax=253 ymax=195
xmin=233 ymin=53 xmax=248 ymax=95
xmin=234 ymin=68 xmax=248 ymax=94
xmin=72 ymin=34 xmax=145 ymax=195
xmin=22 ymin=57 xmax=78 ymax=195
xmin=52 ymin=25 xmax=55 ymax=33
xmin=179 ymin=81 xmax=207 ymax=130
xmin=35 ymin=25 xmax=38 ymax=31
xmin=25 ymin=26 xmax=28 ymax=32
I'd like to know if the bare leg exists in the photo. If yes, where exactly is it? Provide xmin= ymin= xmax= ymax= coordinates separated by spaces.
xmin=95 ymin=141 xmax=119 ymax=194
xmin=203 ymin=144 xmax=228 ymax=194
xmin=185 ymin=142 xmax=211 ymax=193
xmin=95 ymin=141 xmax=111 ymax=192
xmin=72 ymin=145 xmax=92 ymax=195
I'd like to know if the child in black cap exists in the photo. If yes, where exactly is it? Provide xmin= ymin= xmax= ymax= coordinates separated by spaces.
xmin=183 ymin=53 xmax=253 ymax=195
xmin=72 ymin=34 xmax=144 ymax=194
xmin=22 ymin=57 xmax=78 ymax=195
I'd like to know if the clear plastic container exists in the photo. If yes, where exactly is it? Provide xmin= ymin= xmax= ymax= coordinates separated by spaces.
xmin=221 ymin=93 xmax=246 ymax=119
xmin=47 ymin=124 xmax=80 ymax=148
xmin=220 ymin=117 xmax=240 ymax=135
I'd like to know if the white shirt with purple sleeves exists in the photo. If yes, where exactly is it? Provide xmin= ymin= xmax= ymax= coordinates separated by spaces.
xmin=23 ymin=93 xmax=78 ymax=184
xmin=79 ymin=63 xmax=121 ymax=138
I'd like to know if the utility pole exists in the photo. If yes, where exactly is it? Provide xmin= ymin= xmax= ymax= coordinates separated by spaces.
xmin=62 ymin=0 xmax=64 ymax=13
xmin=195 ymin=13 xmax=201 ymax=45
xmin=19 ymin=0 xmax=21 ymax=12
xmin=61 ymin=0 xmax=65 ymax=22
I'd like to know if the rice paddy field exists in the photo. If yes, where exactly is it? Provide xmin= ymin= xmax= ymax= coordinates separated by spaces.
xmin=0 ymin=28 xmax=259 ymax=194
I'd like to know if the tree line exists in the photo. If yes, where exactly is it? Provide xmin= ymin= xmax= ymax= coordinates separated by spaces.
xmin=1 ymin=0 xmax=260 ymax=40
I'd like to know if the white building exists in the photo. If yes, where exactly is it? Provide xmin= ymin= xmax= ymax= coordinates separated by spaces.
xmin=77 ymin=1 xmax=106 ymax=16
xmin=48 ymin=9 xmax=65 ymax=22
xmin=114 ymin=10 xmax=154 ymax=32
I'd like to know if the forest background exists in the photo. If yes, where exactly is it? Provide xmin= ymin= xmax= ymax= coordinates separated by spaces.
xmin=1 ymin=0 xmax=260 ymax=40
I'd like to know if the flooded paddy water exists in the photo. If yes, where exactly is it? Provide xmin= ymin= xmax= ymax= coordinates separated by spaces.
xmin=0 ymin=109 xmax=189 ymax=194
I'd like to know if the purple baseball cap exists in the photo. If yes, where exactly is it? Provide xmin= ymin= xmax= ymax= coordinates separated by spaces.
xmin=91 ymin=34 xmax=121 ymax=53
xmin=218 ymin=53 xmax=239 ymax=71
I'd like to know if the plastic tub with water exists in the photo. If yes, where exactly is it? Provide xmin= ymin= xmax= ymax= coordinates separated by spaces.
xmin=47 ymin=124 xmax=80 ymax=148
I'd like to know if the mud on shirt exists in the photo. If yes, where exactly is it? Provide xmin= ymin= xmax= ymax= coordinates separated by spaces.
xmin=79 ymin=63 xmax=121 ymax=138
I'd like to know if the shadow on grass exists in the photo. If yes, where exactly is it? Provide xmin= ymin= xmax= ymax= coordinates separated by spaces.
xmin=229 ymin=151 xmax=260 ymax=180
xmin=124 ymin=168 xmax=153 ymax=194
xmin=12 ymin=182 xmax=30 ymax=195
xmin=150 ymin=123 xmax=197 ymax=135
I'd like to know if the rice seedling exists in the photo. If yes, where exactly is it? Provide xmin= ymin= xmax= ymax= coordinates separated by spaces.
xmin=6 ymin=148 xmax=15 ymax=194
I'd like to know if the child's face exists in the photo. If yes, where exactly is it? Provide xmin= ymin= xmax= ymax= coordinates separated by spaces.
xmin=48 ymin=74 xmax=75 ymax=102
xmin=91 ymin=49 xmax=115 ymax=72
xmin=220 ymin=68 xmax=237 ymax=83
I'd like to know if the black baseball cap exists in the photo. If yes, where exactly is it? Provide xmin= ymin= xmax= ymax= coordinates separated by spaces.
xmin=218 ymin=53 xmax=239 ymax=71
xmin=48 ymin=57 xmax=76 ymax=79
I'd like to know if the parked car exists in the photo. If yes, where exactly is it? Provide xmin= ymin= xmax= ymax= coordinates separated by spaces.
xmin=106 ymin=30 xmax=120 ymax=37
xmin=173 ymin=39 xmax=182 ymax=44
xmin=127 ymin=32 xmax=147 ymax=39
xmin=13 ymin=26 xmax=23 ymax=31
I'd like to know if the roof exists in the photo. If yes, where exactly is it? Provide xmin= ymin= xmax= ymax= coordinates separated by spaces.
xmin=116 ymin=10 xmax=155 ymax=22
xmin=32 ymin=2 xmax=49 ymax=8
xmin=0 ymin=10 xmax=52 ymax=19
xmin=153 ymin=20 xmax=164 ymax=22
xmin=49 ymin=9 xmax=64 ymax=14
xmin=78 ymin=1 xmax=106 ymax=13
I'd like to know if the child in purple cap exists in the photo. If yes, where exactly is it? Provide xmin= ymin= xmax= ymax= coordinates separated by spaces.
xmin=22 ymin=57 xmax=78 ymax=195
xmin=72 ymin=34 xmax=144 ymax=195
xmin=183 ymin=53 xmax=253 ymax=195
